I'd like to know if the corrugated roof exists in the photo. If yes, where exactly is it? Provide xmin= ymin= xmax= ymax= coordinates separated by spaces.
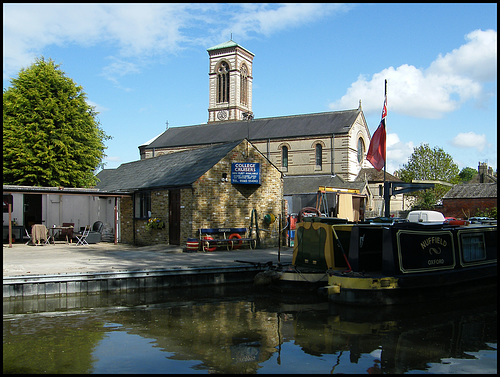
xmin=442 ymin=183 xmax=497 ymax=199
xmin=2 ymin=184 xmax=125 ymax=196
xmin=96 ymin=140 xmax=242 ymax=193
xmin=146 ymin=109 xmax=360 ymax=149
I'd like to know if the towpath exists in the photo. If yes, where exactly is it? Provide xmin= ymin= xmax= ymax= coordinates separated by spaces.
xmin=3 ymin=242 xmax=292 ymax=277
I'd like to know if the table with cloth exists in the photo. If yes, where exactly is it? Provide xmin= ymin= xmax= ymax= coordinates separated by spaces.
xmin=31 ymin=224 xmax=49 ymax=245
xmin=48 ymin=226 xmax=74 ymax=244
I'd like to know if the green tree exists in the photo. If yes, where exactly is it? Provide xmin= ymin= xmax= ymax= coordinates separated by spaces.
xmin=458 ymin=166 xmax=478 ymax=182
xmin=3 ymin=57 xmax=111 ymax=187
xmin=394 ymin=144 xmax=460 ymax=210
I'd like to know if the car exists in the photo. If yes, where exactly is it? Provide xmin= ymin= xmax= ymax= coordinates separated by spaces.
xmin=468 ymin=217 xmax=495 ymax=224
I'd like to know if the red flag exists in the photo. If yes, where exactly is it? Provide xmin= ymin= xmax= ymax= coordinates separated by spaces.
xmin=366 ymin=96 xmax=387 ymax=171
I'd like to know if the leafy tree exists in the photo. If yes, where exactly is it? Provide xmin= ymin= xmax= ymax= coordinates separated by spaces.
xmin=3 ymin=57 xmax=111 ymax=187
xmin=394 ymin=144 xmax=459 ymax=210
xmin=458 ymin=166 xmax=478 ymax=182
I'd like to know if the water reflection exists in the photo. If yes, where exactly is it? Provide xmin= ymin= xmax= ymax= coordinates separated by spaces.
xmin=3 ymin=285 xmax=497 ymax=374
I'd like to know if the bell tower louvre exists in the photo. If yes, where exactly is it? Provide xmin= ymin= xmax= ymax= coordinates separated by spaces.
xmin=207 ymin=40 xmax=254 ymax=123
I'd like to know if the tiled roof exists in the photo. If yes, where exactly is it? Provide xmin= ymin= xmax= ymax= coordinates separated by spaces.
xmin=284 ymin=174 xmax=365 ymax=195
xmin=145 ymin=109 xmax=360 ymax=150
xmin=355 ymin=168 xmax=402 ymax=183
xmin=442 ymin=183 xmax=497 ymax=199
xmin=96 ymin=140 xmax=243 ymax=193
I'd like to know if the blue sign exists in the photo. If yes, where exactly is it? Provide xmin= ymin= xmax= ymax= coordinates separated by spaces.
xmin=231 ymin=163 xmax=261 ymax=184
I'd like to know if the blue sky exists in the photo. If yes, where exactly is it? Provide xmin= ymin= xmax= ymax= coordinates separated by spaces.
xmin=3 ymin=3 xmax=497 ymax=174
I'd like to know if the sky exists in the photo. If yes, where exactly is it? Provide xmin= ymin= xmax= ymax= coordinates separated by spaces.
xmin=3 ymin=3 xmax=497 ymax=175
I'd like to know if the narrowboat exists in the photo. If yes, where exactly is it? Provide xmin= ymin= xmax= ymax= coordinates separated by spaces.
xmin=273 ymin=217 xmax=352 ymax=292
xmin=323 ymin=216 xmax=497 ymax=305
xmin=273 ymin=211 xmax=496 ymax=305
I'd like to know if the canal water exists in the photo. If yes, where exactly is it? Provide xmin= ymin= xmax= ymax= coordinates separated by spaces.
xmin=3 ymin=284 xmax=497 ymax=374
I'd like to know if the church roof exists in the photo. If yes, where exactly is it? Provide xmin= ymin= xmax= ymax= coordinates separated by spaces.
xmin=96 ymin=140 xmax=243 ymax=193
xmin=145 ymin=109 xmax=361 ymax=150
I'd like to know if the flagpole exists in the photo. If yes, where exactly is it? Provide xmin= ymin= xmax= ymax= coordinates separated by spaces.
xmin=383 ymin=79 xmax=390 ymax=218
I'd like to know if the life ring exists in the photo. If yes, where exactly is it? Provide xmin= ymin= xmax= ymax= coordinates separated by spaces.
xmin=203 ymin=236 xmax=217 ymax=252
xmin=229 ymin=233 xmax=243 ymax=249
xmin=298 ymin=207 xmax=321 ymax=222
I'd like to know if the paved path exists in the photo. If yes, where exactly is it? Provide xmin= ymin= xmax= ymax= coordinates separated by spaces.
xmin=3 ymin=242 xmax=293 ymax=277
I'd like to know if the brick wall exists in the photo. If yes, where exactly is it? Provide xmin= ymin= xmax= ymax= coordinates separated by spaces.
xmin=188 ymin=140 xmax=283 ymax=247
xmin=120 ymin=139 xmax=283 ymax=248
xmin=442 ymin=198 xmax=497 ymax=219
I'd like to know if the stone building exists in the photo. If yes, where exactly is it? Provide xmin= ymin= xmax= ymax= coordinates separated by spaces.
xmin=139 ymin=40 xmax=372 ymax=184
xmin=469 ymin=162 xmax=497 ymax=184
xmin=96 ymin=139 xmax=283 ymax=246
xmin=207 ymin=40 xmax=254 ymax=124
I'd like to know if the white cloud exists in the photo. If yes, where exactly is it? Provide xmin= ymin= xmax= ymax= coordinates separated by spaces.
xmin=3 ymin=3 xmax=352 ymax=82
xmin=451 ymin=132 xmax=488 ymax=152
xmin=2 ymin=3 xmax=192 ymax=80
xmin=329 ymin=29 xmax=497 ymax=119
xmin=386 ymin=133 xmax=414 ymax=173
xmin=219 ymin=3 xmax=354 ymax=39
xmin=428 ymin=29 xmax=497 ymax=82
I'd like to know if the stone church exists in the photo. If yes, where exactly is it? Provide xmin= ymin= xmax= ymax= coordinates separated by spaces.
xmin=139 ymin=40 xmax=372 ymax=184
xmin=94 ymin=40 xmax=401 ymax=246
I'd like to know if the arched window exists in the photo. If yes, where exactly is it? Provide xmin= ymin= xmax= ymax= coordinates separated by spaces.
xmin=357 ymin=137 xmax=365 ymax=163
xmin=282 ymin=146 xmax=288 ymax=170
xmin=315 ymin=144 xmax=323 ymax=169
xmin=240 ymin=64 xmax=248 ymax=105
xmin=217 ymin=61 xmax=230 ymax=103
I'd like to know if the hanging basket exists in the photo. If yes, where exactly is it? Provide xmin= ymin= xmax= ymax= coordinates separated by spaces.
xmin=146 ymin=217 xmax=165 ymax=230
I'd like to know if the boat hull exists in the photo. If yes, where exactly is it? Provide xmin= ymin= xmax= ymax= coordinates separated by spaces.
xmin=325 ymin=222 xmax=497 ymax=305
xmin=326 ymin=264 xmax=497 ymax=306
xmin=273 ymin=269 xmax=329 ymax=293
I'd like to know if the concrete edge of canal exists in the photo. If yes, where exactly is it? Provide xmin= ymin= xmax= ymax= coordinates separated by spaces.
xmin=3 ymin=265 xmax=269 ymax=299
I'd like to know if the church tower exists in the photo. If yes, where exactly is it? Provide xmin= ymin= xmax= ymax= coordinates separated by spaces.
xmin=207 ymin=40 xmax=254 ymax=123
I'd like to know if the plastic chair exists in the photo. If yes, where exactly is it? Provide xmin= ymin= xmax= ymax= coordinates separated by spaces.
xmin=75 ymin=227 xmax=90 ymax=246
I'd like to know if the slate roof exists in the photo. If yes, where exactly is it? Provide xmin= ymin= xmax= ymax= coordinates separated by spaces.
xmin=284 ymin=175 xmax=365 ymax=195
xmin=442 ymin=183 xmax=497 ymax=199
xmin=96 ymin=140 xmax=242 ymax=193
xmin=144 ymin=109 xmax=360 ymax=150
xmin=354 ymin=168 xmax=403 ymax=183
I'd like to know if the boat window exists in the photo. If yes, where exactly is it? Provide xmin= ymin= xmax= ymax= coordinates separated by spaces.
xmin=461 ymin=233 xmax=486 ymax=262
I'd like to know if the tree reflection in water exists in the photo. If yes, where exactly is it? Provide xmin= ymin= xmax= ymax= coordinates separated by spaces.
xmin=3 ymin=284 xmax=497 ymax=374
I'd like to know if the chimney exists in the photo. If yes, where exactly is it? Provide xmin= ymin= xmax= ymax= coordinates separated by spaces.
xmin=478 ymin=162 xmax=488 ymax=183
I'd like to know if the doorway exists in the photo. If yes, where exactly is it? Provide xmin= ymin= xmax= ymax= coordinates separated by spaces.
xmin=23 ymin=194 xmax=42 ymax=231
xmin=169 ymin=189 xmax=181 ymax=245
